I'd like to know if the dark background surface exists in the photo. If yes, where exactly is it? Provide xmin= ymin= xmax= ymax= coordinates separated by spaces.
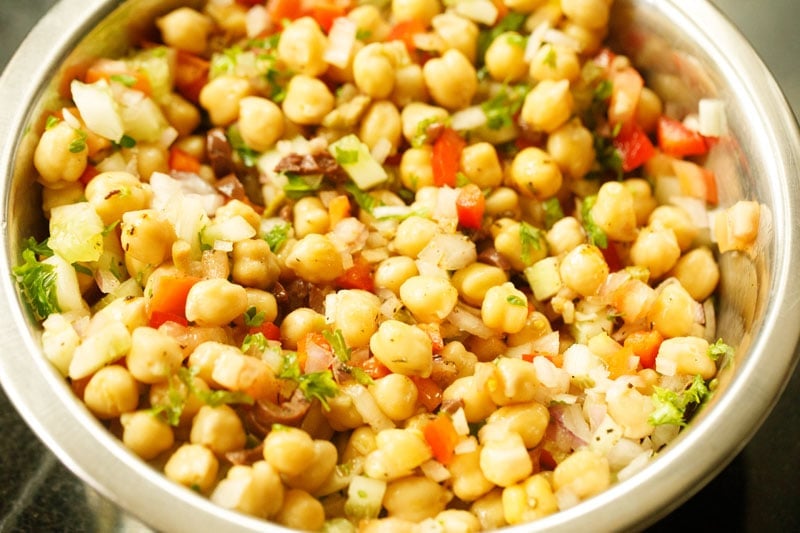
xmin=1 ymin=1 xmax=798 ymax=531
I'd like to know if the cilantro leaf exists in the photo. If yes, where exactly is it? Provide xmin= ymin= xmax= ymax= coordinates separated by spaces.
xmin=519 ymin=221 xmax=544 ymax=266
xmin=12 ymin=247 xmax=60 ymax=321
xmin=708 ymin=338 xmax=734 ymax=362
xmin=649 ymin=374 xmax=710 ymax=427
xmin=263 ymin=222 xmax=291 ymax=252
xmin=227 ymin=125 xmax=259 ymax=167
xmin=241 ymin=332 xmax=269 ymax=353
xmin=506 ymin=295 xmax=526 ymax=306
xmin=542 ymin=198 xmax=564 ymax=229
xmin=481 ymin=83 xmax=529 ymax=130
xmin=244 ymin=306 xmax=266 ymax=327
xmin=323 ymin=329 xmax=351 ymax=363
xmin=278 ymin=352 xmax=339 ymax=410
xmin=580 ymin=195 xmax=608 ymax=248
xmin=68 ymin=129 xmax=88 ymax=153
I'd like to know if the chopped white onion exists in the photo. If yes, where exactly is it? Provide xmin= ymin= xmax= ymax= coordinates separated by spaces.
xmin=532 ymin=355 xmax=570 ymax=392
xmin=655 ymin=356 xmax=677 ymax=376
xmin=670 ymin=195 xmax=710 ymax=229
xmin=344 ymin=384 xmax=395 ymax=431
xmin=417 ymin=233 xmax=477 ymax=271
xmin=607 ymin=438 xmax=648 ymax=471
xmin=525 ymin=21 xmax=550 ymax=62
xmin=61 ymin=107 xmax=81 ymax=130
xmin=433 ymin=185 xmax=460 ymax=222
xmin=555 ymin=486 xmax=581 ymax=510
xmin=324 ymin=16 xmax=357 ymax=69
xmin=542 ymin=28 xmax=582 ymax=51
xmin=446 ymin=304 xmax=495 ymax=339
xmin=450 ymin=106 xmax=488 ymax=131
xmin=370 ymin=137 xmax=393 ymax=164
xmin=454 ymin=436 xmax=478 ymax=455
xmin=420 ymin=460 xmax=451 ymax=483
xmin=245 ymin=5 xmax=270 ymax=38
xmin=70 ymin=79 xmax=124 ymax=142
xmin=453 ymin=0 xmax=499 ymax=26
xmin=698 ymin=98 xmax=728 ymax=137
xmin=529 ymin=331 xmax=560 ymax=355
xmin=617 ymin=450 xmax=653 ymax=482
xmin=452 ymin=408 xmax=470 ymax=436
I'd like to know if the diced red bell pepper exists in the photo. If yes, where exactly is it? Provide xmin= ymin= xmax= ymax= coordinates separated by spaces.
xmin=336 ymin=256 xmax=375 ymax=292
xmin=359 ymin=357 xmax=392 ymax=379
xmin=267 ymin=0 xmax=304 ymax=24
xmin=613 ymin=121 xmax=655 ymax=172
xmin=174 ymin=51 xmax=209 ymax=104
xmin=148 ymin=276 xmax=201 ymax=326
xmin=657 ymin=116 xmax=709 ymax=158
xmin=79 ymin=164 xmax=100 ymax=186
xmin=309 ymin=1 xmax=347 ymax=33
xmin=423 ymin=415 xmax=459 ymax=465
xmin=411 ymin=376 xmax=443 ymax=412
xmin=250 ymin=322 xmax=282 ymax=342
xmin=456 ymin=183 xmax=485 ymax=230
xmin=624 ymin=329 xmax=664 ymax=370
xmin=386 ymin=19 xmax=427 ymax=53
xmin=432 ymin=127 xmax=466 ymax=187
xmin=169 ymin=147 xmax=202 ymax=173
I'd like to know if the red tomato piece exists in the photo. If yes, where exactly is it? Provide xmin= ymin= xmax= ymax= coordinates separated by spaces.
xmin=613 ymin=122 xmax=655 ymax=172
xmin=336 ymin=257 xmax=375 ymax=292
xmin=456 ymin=183 xmax=485 ymax=230
xmin=386 ymin=19 xmax=427 ymax=53
xmin=624 ymin=329 xmax=664 ymax=370
xmin=657 ymin=116 xmax=708 ymax=158
xmin=423 ymin=415 xmax=459 ymax=465
xmin=412 ymin=376 xmax=443 ymax=412
xmin=432 ymin=127 xmax=466 ymax=187
xmin=79 ymin=164 xmax=99 ymax=186
xmin=359 ymin=357 xmax=392 ymax=380
xmin=267 ymin=0 xmax=304 ymax=24
xmin=310 ymin=2 xmax=347 ymax=33
xmin=169 ymin=147 xmax=202 ymax=173
xmin=174 ymin=51 xmax=209 ymax=103
xmin=250 ymin=322 xmax=281 ymax=342
xmin=148 ymin=276 xmax=201 ymax=323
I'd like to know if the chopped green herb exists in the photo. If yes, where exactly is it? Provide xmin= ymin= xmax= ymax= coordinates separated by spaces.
xmin=12 ymin=247 xmax=60 ymax=321
xmin=411 ymin=117 xmax=442 ymax=147
xmin=244 ymin=306 xmax=266 ymax=327
xmin=580 ymin=195 xmax=608 ymax=248
xmin=242 ymin=332 xmax=269 ymax=353
xmin=344 ymin=181 xmax=377 ymax=214
xmin=323 ymin=329 xmax=351 ymax=363
xmin=278 ymin=352 xmax=340 ymax=410
xmin=149 ymin=377 xmax=186 ymax=426
xmin=227 ymin=125 xmax=259 ymax=167
xmin=283 ymin=173 xmax=324 ymax=199
xmin=481 ymin=83 xmax=529 ymax=130
xmin=506 ymin=33 xmax=527 ymax=48
xmin=68 ymin=129 xmax=88 ymax=154
xmin=110 ymin=73 xmax=138 ymax=87
xmin=708 ymin=338 xmax=734 ymax=362
xmin=455 ymin=172 xmax=471 ymax=187
xmin=45 ymin=115 xmax=60 ymax=130
xmin=179 ymin=367 xmax=254 ymax=407
xmin=349 ymin=366 xmax=374 ymax=387
xmin=72 ymin=263 xmax=93 ymax=277
xmin=263 ymin=222 xmax=291 ymax=252
xmin=542 ymin=198 xmax=564 ymax=229
xmin=114 ymin=134 xmax=137 ymax=149
xmin=587 ymin=133 xmax=624 ymax=181
xmin=519 ymin=221 xmax=544 ymax=265
xmin=649 ymin=374 xmax=710 ymax=427
xmin=23 ymin=236 xmax=53 ymax=257
xmin=506 ymin=295 xmax=526 ymax=306
xmin=356 ymin=29 xmax=372 ymax=41
xmin=543 ymin=45 xmax=557 ymax=69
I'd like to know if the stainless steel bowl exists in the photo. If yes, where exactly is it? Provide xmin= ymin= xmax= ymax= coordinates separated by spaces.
xmin=1 ymin=1 xmax=799 ymax=531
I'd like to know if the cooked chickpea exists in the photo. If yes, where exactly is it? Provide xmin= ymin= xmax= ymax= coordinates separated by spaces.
xmin=156 ymin=7 xmax=212 ymax=54
xmin=399 ymin=146 xmax=435 ymax=190
xmin=625 ymin=178 xmax=658 ymax=226
xmin=232 ymin=239 xmax=280 ymax=290
xmin=126 ymin=326 xmax=183 ymax=384
xmin=471 ymin=489 xmax=508 ymax=530
xmin=485 ymin=32 xmax=528 ymax=82
xmin=520 ymin=79 xmax=574 ymax=133
xmin=83 ymin=365 xmax=139 ymax=419
xmin=190 ymin=404 xmax=247 ymax=455
xmin=332 ymin=289 xmax=381 ymax=348
xmin=561 ymin=0 xmax=611 ymax=30
xmin=481 ymin=283 xmax=529 ymax=334
xmin=370 ymin=373 xmax=419 ymax=421
xmin=400 ymin=275 xmax=459 ymax=323
xmin=211 ymin=461 xmax=284 ymax=519
xmin=211 ymin=350 xmax=276 ymax=401
xmin=460 ymin=142 xmax=504 ymax=189
xmin=485 ymin=402 xmax=549 ymax=449
xmin=285 ymin=233 xmax=345 ymax=283
xmin=714 ymin=200 xmax=761 ymax=253
xmin=164 ymin=443 xmax=219 ymax=493
xmin=560 ymin=21 xmax=605 ymax=55
xmin=506 ymin=0 xmax=547 ymax=12
xmin=432 ymin=12 xmax=479 ymax=62
xmin=121 ymin=209 xmax=176 ymax=267
xmin=280 ymin=307 xmax=326 ymax=350
xmin=546 ymin=216 xmax=586 ymax=256
xmin=553 ymin=448 xmax=611 ymax=498
xmin=85 ymin=171 xmax=152 ymax=225
xmin=243 ymin=288 xmax=279 ymax=324
xmin=449 ymin=449 xmax=495 ymax=502
xmin=263 ymin=426 xmax=317 ymax=477
xmin=199 ymin=75 xmax=253 ymax=126
xmin=383 ymin=476 xmax=450 ymax=522
xmin=187 ymin=341 xmax=236 ymax=386
xmin=282 ymin=75 xmax=335 ymax=125
xmin=502 ymin=474 xmax=558 ymax=524
xmin=149 ymin=373 xmax=209 ymax=427
xmin=237 ymin=96 xmax=284 ymax=152
xmin=591 ymin=181 xmax=638 ymax=242
xmin=393 ymin=216 xmax=439 ymax=258
xmin=34 ymin=121 xmax=88 ymax=184
xmin=184 ymin=279 xmax=248 ymax=327
xmin=607 ymin=385 xmax=654 ymax=439
xmin=392 ymin=63 xmax=428 ymax=108
xmin=485 ymin=357 xmax=539 ymax=406
xmin=480 ymin=432 xmax=533 ymax=487
xmin=353 ymin=43 xmax=396 ymax=99
xmin=281 ymin=439 xmax=338 ymax=492
xmin=423 ymin=49 xmax=477 ymax=110
xmin=648 ymin=282 xmax=699 ymax=339
xmin=484 ymin=187 xmax=520 ymax=216
xmin=359 ymin=101 xmax=402 ymax=154
xmin=546 ymin=119 xmax=596 ymax=180
xmin=509 ymin=147 xmax=563 ymax=199
xmin=42 ymin=183 xmax=84 ymax=217
xmin=656 ymin=336 xmax=716 ymax=379
xmin=274 ymin=489 xmax=326 ymax=531
xmin=671 ymin=247 xmax=720 ymax=301
xmin=129 ymin=142 xmax=168 ymax=181
xmin=636 ymin=86 xmax=663 ymax=132
xmin=293 ymin=197 xmax=330 ymax=237
xmin=121 ymin=410 xmax=175 ymax=460
xmin=452 ymin=263 xmax=508 ymax=306
xmin=392 ymin=0 xmax=441 ymax=25
xmin=160 ymin=92 xmax=201 ymax=137
xmin=277 ymin=17 xmax=328 ymax=77
xmin=348 ymin=5 xmax=390 ymax=43
xmin=630 ymin=224 xmax=681 ymax=279
xmin=400 ymin=102 xmax=449 ymax=144
xmin=530 ymin=43 xmax=581 ymax=82
xmin=374 ymin=256 xmax=419 ymax=293
xmin=370 ymin=320 xmax=433 ymax=377
xmin=443 ymin=371 xmax=496 ymax=422
xmin=648 ymin=205 xmax=698 ymax=251
xmin=559 ymin=244 xmax=609 ymax=297
xmin=494 ymin=218 xmax=547 ymax=271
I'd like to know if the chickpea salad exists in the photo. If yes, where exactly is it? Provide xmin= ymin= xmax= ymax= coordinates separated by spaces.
xmin=14 ymin=0 xmax=761 ymax=531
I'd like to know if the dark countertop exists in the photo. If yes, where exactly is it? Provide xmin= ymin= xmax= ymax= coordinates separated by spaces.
xmin=1 ymin=1 xmax=798 ymax=532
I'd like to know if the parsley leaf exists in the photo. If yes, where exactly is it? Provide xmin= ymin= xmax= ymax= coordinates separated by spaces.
xmin=227 ymin=125 xmax=259 ymax=167
xmin=244 ymin=306 xmax=266 ymax=327
xmin=241 ymin=332 xmax=269 ymax=353
xmin=411 ymin=117 xmax=443 ymax=147
xmin=344 ymin=181 xmax=377 ymax=214
xmin=708 ymin=338 xmax=734 ymax=369
xmin=12 ymin=246 xmax=60 ymax=321
xmin=519 ymin=221 xmax=544 ymax=266
xmin=278 ymin=352 xmax=339 ymax=410
xmin=580 ymin=195 xmax=608 ymax=248
xmin=283 ymin=173 xmax=324 ymax=199
xmin=45 ymin=115 xmax=60 ymax=130
xmin=587 ymin=132 xmax=624 ymax=181
xmin=481 ymin=83 xmax=529 ymax=130
xmin=149 ymin=377 xmax=186 ymax=426
xmin=110 ymin=73 xmax=138 ymax=87
xmin=542 ymin=198 xmax=564 ymax=229
xmin=114 ymin=134 xmax=137 ymax=149
xmin=323 ymin=329 xmax=351 ymax=363
xmin=179 ymin=367 xmax=254 ymax=408
xmin=506 ymin=295 xmax=526 ymax=306
xmin=649 ymin=375 xmax=710 ymax=427
xmin=68 ymin=129 xmax=88 ymax=153
xmin=263 ymin=222 xmax=291 ymax=252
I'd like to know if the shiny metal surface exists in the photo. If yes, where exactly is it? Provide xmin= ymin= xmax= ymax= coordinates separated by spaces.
xmin=0 ymin=1 xmax=799 ymax=532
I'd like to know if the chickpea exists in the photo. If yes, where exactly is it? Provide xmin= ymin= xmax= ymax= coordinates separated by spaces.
xmin=399 ymin=146 xmax=435 ymax=191
xmin=281 ymin=439 xmax=338 ymax=492
xmin=648 ymin=205 xmax=698 ymax=251
xmin=285 ymin=233 xmax=345 ymax=283
xmin=671 ymin=247 xmax=720 ymax=302
xmin=126 ymin=326 xmax=183 ymax=384
xmin=559 ymin=243 xmax=609 ymax=297
xmin=277 ymin=17 xmax=328 ymax=77
xmin=149 ymin=373 xmax=209 ymax=427
xmin=506 ymin=0 xmax=547 ymax=12
xmin=546 ymin=119 xmax=596 ymax=180
xmin=509 ymin=147 xmax=563 ymax=199
xmin=164 ymin=443 xmax=219 ymax=493
xmin=359 ymin=101 xmax=402 ymax=154
xmin=383 ymin=476 xmax=450 ymax=522
xmin=630 ymin=224 xmax=681 ymax=279
xmin=434 ymin=510 xmax=482 ymax=532
xmin=520 ymin=79 xmax=574 ymax=133
xmin=561 ymin=0 xmax=611 ymax=30
xmin=160 ymin=92 xmax=201 ymax=137
xmin=546 ymin=216 xmax=586 ymax=256
xmin=84 ymin=171 xmax=151 ymax=226
xmin=443 ymin=373 xmax=496 ymax=422
xmin=280 ymin=307 xmax=326 ymax=350
xmin=211 ymin=461 xmax=284 ymax=519
xmin=493 ymin=218 xmax=547 ymax=271
xmin=156 ymin=7 xmax=212 ymax=54
xmin=332 ymin=289 xmax=381 ymax=348
xmin=366 ymin=427 xmax=433 ymax=481
xmin=282 ymin=75 xmax=335 ymax=125
xmin=591 ymin=181 xmax=638 ymax=242
xmin=423 ymin=49 xmax=477 ymax=110
xmin=656 ymin=336 xmax=716 ymax=379
xmin=484 ymin=187 xmax=520 ymax=216
xmin=185 ymin=279 xmax=248 ymax=327
xmin=211 ymin=350 xmax=276 ymax=401
xmin=348 ymin=5 xmax=391 ymax=43
xmin=452 ymin=263 xmax=508 ymax=306
xmin=83 ymin=365 xmax=139 ymax=419
xmin=370 ymin=320 xmax=433 ymax=377
xmin=392 ymin=63 xmax=428 ymax=108
xmin=263 ymin=426 xmax=317 ymax=477
xmin=292 ymin=197 xmax=330 ymax=238
xmin=199 ymin=75 xmax=253 ymax=126
xmin=502 ymin=474 xmax=558 ymax=524
xmin=231 ymin=239 xmax=280 ymax=290
xmin=471 ymin=489 xmax=508 ymax=531
xmin=392 ymin=0 xmax=442 ymax=25
xmin=449 ymin=450 xmax=495 ymax=502
xmin=480 ymin=433 xmax=533 ymax=487
xmin=369 ymin=373 xmax=418 ymax=421
xmin=636 ymin=86 xmax=663 ymax=133
xmin=648 ymin=282 xmax=699 ymax=339
xmin=485 ymin=32 xmax=528 ymax=83
xmin=607 ymin=385 xmax=654 ymax=439
xmin=275 ymin=489 xmax=326 ymax=531
xmin=243 ymin=288 xmax=279 ymax=324
xmin=186 ymin=341 xmax=235 ymax=386
xmin=432 ymin=12 xmax=479 ymax=63
xmin=530 ymin=43 xmax=581 ymax=82
xmin=625 ymin=178 xmax=658 ymax=226
xmin=485 ymin=357 xmax=539 ymax=406
xmin=120 ymin=209 xmax=176 ymax=267
xmin=400 ymin=275 xmax=459 ymax=323
xmin=560 ymin=21 xmax=605 ymax=56
xmin=237 ymin=96 xmax=284 ymax=152
xmin=714 ymin=200 xmax=760 ymax=253
xmin=460 ymin=142 xmax=503 ymax=189
xmin=393 ymin=216 xmax=439 ymax=258
xmin=42 ymin=183 xmax=84 ymax=217
xmin=481 ymin=283 xmax=529 ymax=334
xmin=400 ymin=102 xmax=449 ymax=145
xmin=353 ymin=43 xmax=396 ymax=99
xmin=553 ymin=449 xmax=611 ymax=498
xmin=190 ymin=404 xmax=247 ymax=455
xmin=374 ymin=256 xmax=419 ymax=293
xmin=485 ymin=402 xmax=549 ymax=449
xmin=121 ymin=410 xmax=175 ymax=460
xmin=34 ymin=121 xmax=88 ymax=184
